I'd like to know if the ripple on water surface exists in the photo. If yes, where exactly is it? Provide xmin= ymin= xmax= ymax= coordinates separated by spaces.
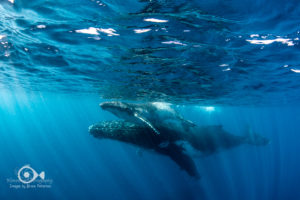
xmin=0 ymin=0 xmax=300 ymax=105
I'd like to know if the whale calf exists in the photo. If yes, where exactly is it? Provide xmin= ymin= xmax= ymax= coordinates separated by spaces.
xmin=89 ymin=121 xmax=269 ymax=178
xmin=100 ymin=101 xmax=196 ymax=135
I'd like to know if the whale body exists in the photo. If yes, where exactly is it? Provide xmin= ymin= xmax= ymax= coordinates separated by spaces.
xmin=89 ymin=121 xmax=269 ymax=178
xmin=100 ymin=101 xmax=196 ymax=135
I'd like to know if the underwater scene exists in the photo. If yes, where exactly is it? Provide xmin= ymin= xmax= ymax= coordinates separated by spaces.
xmin=1 ymin=0 xmax=300 ymax=199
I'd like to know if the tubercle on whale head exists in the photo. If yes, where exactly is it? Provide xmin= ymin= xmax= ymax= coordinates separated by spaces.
xmin=88 ymin=122 xmax=117 ymax=139
xmin=89 ymin=121 xmax=136 ymax=140
xmin=88 ymin=124 xmax=104 ymax=138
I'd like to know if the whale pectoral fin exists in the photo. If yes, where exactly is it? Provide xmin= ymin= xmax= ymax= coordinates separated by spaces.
xmin=134 ymin=113 xmax=160 ymax=135
xmin=157 ymin=143 xmax=200 ymax=179
xmin=184 ymin=119 xmax=197 ymax=127
xmin=180 ymin=119 xmax=197 ymax=131
xmin=175 ymin=114 xmax=196 ymax=128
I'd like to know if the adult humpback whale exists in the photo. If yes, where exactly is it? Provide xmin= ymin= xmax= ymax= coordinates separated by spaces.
xmin=89 ymin=120 xmax=199 ymax=178
xmin=100 ymin=101 xmax=196 ymax=135
xmin=89 ymin=121 xmax=269 ymax=178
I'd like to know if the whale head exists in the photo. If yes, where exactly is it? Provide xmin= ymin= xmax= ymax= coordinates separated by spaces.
xmin=88 ymin=121 xmax=125 ymax=139
xmin=100 ymin=101 xmax=136 ymax=119
xmin=88 ymin=121 xmax=155 ymax=143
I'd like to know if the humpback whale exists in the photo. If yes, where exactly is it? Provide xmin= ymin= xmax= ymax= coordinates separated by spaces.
xmin=89 ymin=120 xmax=199 ymax=178
xmin=89 ymin=121 xmax=269 ymax=178
xmin=100 ymin=101 xmax=196 ymax=135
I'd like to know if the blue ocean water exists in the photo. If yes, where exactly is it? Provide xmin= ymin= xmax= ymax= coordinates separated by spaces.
xmin=0 ymin=0 xmax=300 ymax=199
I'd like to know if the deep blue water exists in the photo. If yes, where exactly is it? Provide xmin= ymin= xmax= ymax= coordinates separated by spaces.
xmin=1 ymin=0 xmax=300 ymax=199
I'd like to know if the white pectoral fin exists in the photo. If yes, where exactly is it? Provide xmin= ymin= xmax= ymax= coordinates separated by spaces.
xmin=176 ymin=114 xmax=196 ymax=127
xmin=184 ymin=119 xmax=196 ymax=127
xmin=180 ymin=117 xmax=196 ymax=127
xmin=134 ymin=113 xmax=160 ymax=135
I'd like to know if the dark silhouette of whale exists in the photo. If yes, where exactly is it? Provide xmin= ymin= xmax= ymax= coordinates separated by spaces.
xmin=89 ymin=121 xmax=269 ymax=178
